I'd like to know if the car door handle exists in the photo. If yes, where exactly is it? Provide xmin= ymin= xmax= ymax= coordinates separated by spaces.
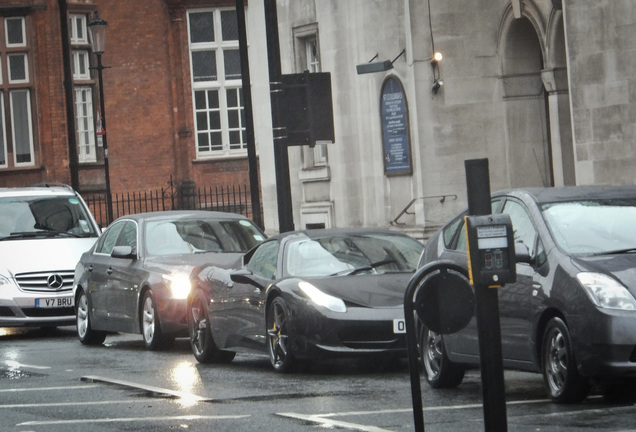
xmin=106 ymin=268 xmax=113 ymax=275
xmin=87 ymin=265 xmax=93 ymax=272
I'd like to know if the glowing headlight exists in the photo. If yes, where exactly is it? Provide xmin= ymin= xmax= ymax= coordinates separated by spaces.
xmin=577 ymin=272 xmax=636 ymax=310
xmin=298 ymin=281 xmax=346 ymax=313
xmin=163 ymin=274 xmax=192 ymax=300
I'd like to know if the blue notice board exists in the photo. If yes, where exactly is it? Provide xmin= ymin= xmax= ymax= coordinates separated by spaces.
xmin=380 ymin=77 xmax=412 ymax=175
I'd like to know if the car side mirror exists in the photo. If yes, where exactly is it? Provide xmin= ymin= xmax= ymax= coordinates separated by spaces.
xmin=111 ymin=245 xmax=135 ymax=259
xmin=514 ymin=242 xmax=534 ymax=265
xmin=230 ymin=268 xmax=261 ymax=287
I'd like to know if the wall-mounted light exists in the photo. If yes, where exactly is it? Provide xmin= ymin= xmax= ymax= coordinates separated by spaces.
xmin=430 ymin=51 xmax=443 ymax=65
xmin=432 ymin=78 xmax=444 ymax=94
xmin=356 ymin=49 xmax=405 ymax=75
xmin=430 ymin=51 xmax=444 ymax=95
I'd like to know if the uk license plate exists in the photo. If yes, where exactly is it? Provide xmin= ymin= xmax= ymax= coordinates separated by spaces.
xmin=393 ymin=318 xmax=406 ymax=334
xmin=35 ymin=297 xmax=74 ymax=308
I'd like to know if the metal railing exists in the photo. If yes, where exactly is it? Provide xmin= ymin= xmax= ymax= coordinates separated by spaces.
xmin=84 ymin=181 xmax=254 ymax=228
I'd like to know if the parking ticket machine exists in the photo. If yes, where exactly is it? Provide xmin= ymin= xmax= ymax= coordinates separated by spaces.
xmin=465 ymin=214 xmax=516 ymax=287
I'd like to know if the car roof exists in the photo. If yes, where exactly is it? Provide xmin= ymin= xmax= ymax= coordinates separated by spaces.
xmin=494 ymin=185 xmax=636 ymax=205
xmin=266 ymin=227 xmax=414 ymax=242
xmin=0 ymin=185 xmax=77 ymax=198
xmin=112 ymin=210 xmax=251 ymax=223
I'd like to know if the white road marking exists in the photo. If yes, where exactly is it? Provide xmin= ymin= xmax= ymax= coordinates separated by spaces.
xmin=18 ymin=414 xmax=250 ymax=426
xmin=0 ymin=385 xmax=98 ymax=393
xmin=0 ymin=399 xmax=158 ymax=409
xmin=4 ymin=360 xmax=50 ymax=370
xmin=81 ymin=375 xmax=213 ymax=402
xmin=278 ymin=412 xmax=395 ymax=432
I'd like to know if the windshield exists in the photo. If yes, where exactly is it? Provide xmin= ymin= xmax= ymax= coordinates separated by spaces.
xmin=145 ymin=217 xmax=265 ymax=256
xmin=542 ymin=199 xmax=636 ymax=255
xmin=285 ymin=232 xmax=423 ymax=277
xmin=0 ymin=195 xmax=99 ymax=240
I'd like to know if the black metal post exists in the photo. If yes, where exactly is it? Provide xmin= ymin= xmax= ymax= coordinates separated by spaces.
xmin=235 ymin=0 xmax=263 ymax=229
xmin=264 ymin=0 xmax=294 ymax=232
xmin=59 ymin=0 xmax=79 ymax=191
xmin=464 ymin=158 xmax=508 ymax=432
xmin=95 ymin=53 xmax=113 ymax=224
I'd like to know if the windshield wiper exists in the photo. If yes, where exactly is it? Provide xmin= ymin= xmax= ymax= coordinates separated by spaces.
xmin=4 ymin=231 xmax=87 ymax=239
xmin=333 ymin=258 xmax=398 ymax=276
xmin=594 ymin=248 xmax=636 ymax=256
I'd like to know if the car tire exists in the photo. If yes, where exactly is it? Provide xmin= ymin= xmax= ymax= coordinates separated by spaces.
xmin=188 ymin=289 xmax=236 ymax=364
xmin=76 ymin=290 xmax=106 ymax=345
xmin=140 ymin=290 xmax=174 ymax=350
xmin=267 ymin=297 xmax=295 ymax=373
xmin=541 ymin=317 xmax=590 ymax=403
xmin=420 ymin=326 xmax=465 ymax=388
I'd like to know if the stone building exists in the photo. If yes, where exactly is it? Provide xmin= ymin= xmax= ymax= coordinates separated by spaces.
xmin=2 ymin=0 xmax=634 ymax=236
xmin=274 ymin=0 xmax=636 ymax=237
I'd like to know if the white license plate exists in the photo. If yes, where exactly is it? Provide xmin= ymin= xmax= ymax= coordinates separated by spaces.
xmin=35 ymin=297 xmax=74 ymax=308
xmin=393 ymin=318 xmax=406 ymax=334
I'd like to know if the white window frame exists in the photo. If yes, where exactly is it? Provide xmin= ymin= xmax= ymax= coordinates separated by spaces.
xmin=188 ymin=7 xmax=245 ymax=159
xmin=69 ymin=14 xmax=88 ymax=45
xmin=7 ymin=53 xmax=29 ymax=84
xmin=72 ymin=50 xmax=90 ymax=80
xmin=0 ymin=98 xmax=7 ymax=167
xmin=10 ymin=89 xmax=35 ymax=167
xmin=75 ymin=87 xmax=96 ymax=163
xmin=69 ymin=13 xmax=96 ymax=164
xmin=5 ymin=17 xmax=25 ymax=47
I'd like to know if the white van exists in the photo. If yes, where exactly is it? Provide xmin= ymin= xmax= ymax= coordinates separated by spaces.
xmin=0 ymin=185 xmax=101 ymax=328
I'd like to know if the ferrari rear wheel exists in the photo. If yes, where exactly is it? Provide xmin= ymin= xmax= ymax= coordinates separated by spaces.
xmin=141 ymin=290 xmax=174 ymax=350
xmin=420 ymin=327 xmax=465 ymax=388
xmin=267 ymin=297 xmax=295 ymax=373
xmin=188 ymin=289 xmax=235 ymax=363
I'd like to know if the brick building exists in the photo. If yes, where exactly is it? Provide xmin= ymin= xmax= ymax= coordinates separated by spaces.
xmin=0 ymin=0 xmax=262 ymax=226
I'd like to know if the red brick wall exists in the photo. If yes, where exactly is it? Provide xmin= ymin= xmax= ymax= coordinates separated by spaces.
xmin=0 ymin=0 xmax=254 ymax=199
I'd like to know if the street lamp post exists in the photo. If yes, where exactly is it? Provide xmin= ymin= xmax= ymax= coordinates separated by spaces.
xmin=88 ymin=10 xmax=113 ymax=224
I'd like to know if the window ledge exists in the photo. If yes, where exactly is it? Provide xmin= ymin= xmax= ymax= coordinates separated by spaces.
xmin=299 ymin=165 xmax=330 ymax=182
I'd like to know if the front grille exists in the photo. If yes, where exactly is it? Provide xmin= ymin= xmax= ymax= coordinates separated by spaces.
xmin=0 ymin=307 xmax=16 ymax=317
xmin=15 ymin=270 xmax=74 ymax=293
xmin=338 ymin=323 xmax=406 ymax=350
xmin=21 ymin=307 xmax=75 ymax=318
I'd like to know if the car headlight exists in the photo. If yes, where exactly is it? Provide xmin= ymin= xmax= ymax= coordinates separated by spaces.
xmin=163 ymin=274 xmax=192 ymax=300
xmin=0 ymin=274 xmax=11 ymax=288
xmin=298 ymin=281 xmax=346 ymax=313
xmin=577 ymin=272 xmax=636 ymax=310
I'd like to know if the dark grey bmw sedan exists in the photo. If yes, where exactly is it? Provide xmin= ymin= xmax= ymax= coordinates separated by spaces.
xmin=418 ymin=186 xmax=636 ymax=403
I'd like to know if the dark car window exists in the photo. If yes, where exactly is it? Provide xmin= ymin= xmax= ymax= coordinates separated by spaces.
xmin=0 ymin=195 xmax=98 ymax=238
xmin=286 ymin=233 xmax=424 ymax=277
xmin=146 ymin=217 xmax=265 ymax=256
xmin=443 ymin=199 xmax=502 ymax=251
xmin=95 ymin=221 xmax=126 ymax=255
xmin=117 ymin=221 xmax=137 ymax=252
xmin=542 ymin=198 xmax=636 ymax=255
xmin=501 ymin=199 xmax=545 ymax=264
xmin=246 ymin=240 xmax=279 ymax=279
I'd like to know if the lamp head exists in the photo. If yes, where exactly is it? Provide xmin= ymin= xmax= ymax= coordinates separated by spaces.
xmin=88 ymin=10 xmax=107 ymax=54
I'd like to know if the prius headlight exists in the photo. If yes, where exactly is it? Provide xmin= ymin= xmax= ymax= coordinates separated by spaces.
xmin=298 ymin=281 xmax=346 ymax=313
xmin=163 ymin=274 xmax=192 ymax=300
xmin=577 ymin=272 xmax=636 ymax=310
